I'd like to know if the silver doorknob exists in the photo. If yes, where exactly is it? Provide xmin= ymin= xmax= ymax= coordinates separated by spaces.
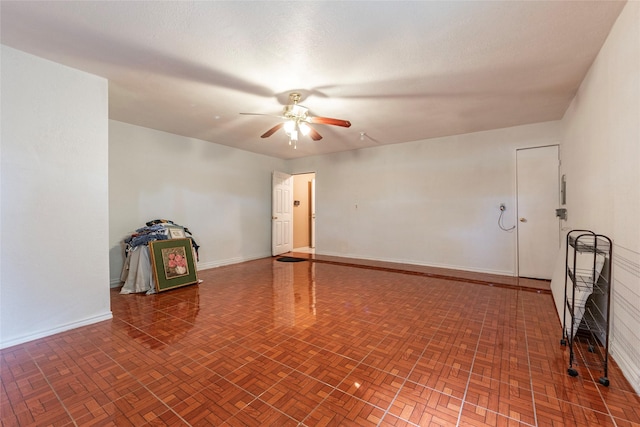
xmin=519 ymin=218 xmax=527 ymax=222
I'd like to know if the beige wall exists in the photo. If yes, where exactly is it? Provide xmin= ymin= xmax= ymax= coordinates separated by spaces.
xmin=1 ymin=46 xmax=112 ymax=348
xmin=293 ymin=173 xmax=315 ymax=248
xmin=109 ymin=121 xmax=286 ymax=279
xmin=289 ymin=121 xmax=561 ymax=275
xmin=552 ymin=1 xmax=640 ymax=394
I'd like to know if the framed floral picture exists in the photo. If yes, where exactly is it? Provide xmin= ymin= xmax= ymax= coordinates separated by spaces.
xmin=149 ymin=238 xmax=198 ymax=292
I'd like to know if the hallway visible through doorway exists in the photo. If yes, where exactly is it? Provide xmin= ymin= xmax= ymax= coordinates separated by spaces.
xmin=292 ymin=173 xmax=316 ymax=252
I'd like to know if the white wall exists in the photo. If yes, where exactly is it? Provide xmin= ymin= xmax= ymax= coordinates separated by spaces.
xmin=551 ymin=1 xmax=640 ymax=393
xmin=289 ymin=121 xmax=561 ymax=276
xmin=108 ymin=121 xmax=286 ymax=284
xmin=0 ymin=46 xmax=112 ymax=348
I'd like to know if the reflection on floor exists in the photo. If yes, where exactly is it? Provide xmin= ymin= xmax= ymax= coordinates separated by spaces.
xmin=290 ymin=252 xmax=552 ymax=293
xmin=2 ymin=257 xmax=638 ymax=426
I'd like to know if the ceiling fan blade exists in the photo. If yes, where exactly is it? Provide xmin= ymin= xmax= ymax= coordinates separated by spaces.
xmin=309 ymin=116 xmax=352 ymax=128
xmin=308 ymin=126 xmax=323 ymax=141
xmin=261 ymin=123 xmax=284 ymax=138
xmin=240 ymin=112 xmax=283 ymax=118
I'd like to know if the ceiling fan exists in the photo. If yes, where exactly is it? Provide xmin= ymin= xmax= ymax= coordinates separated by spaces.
xmin=241 ymin=93 xmax=351 ymax=148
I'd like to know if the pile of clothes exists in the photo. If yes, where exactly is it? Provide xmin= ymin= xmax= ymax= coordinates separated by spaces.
xmin=124 ymin=219 xmax=200 ymax=261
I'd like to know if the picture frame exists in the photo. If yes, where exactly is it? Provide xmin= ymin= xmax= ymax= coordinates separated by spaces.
xmin=149 ymin=238 xmax=198 ymax=292
xmin=167 ymin=226 xmax=186 ymax=239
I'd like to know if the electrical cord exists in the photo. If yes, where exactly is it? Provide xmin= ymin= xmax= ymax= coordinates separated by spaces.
xmin=498 ymin=209 xmax=516 ymax=231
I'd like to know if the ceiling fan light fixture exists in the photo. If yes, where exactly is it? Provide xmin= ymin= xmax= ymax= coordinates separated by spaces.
xmin=283 ymin=120 xmax=296 ymax=134
xmin=299 ymin=122 xmax=310 ymax=136
xmin=290 ymin=104 xmax=307 ymax=117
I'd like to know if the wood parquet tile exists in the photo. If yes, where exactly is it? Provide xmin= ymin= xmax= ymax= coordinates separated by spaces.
xmin=388 ymin=381 xmax=462 ymax=426
xmin=1 ymin=256 xmax=638 ymax=426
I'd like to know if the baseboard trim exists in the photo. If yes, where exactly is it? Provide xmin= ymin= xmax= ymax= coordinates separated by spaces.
xmin=0 ymin=312 xmax=113 ymax=350
xmin=109 ymin=253 xmax=272 ymax=286
xmin=196 ymin=253 xmax=271 ymax=271
xmin=316 ymin=251 xmax=514 ymax=277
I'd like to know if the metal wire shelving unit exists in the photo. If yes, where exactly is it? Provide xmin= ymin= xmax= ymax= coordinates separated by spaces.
xmin=560 ymin=229 xmax=612 ymax=386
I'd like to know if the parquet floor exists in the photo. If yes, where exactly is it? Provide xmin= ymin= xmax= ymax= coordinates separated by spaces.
xmin=2 ymin=257 xmax=639 ymax=426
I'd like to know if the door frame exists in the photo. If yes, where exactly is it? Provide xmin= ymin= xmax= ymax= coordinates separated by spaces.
xmin=273 ymin=171 xmax=317 ymax=255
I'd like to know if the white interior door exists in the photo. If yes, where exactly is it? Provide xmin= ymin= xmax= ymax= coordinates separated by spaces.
xmin=272 ymin=171 xmax=293 ymax=256
xmin=516 ymin=145 xmax=560 ymax=279
xmin=310 ymin=178 xmax=316 ymax=249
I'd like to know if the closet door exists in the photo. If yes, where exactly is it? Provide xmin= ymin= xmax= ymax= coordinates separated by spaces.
xmin=516 ymin=145 xmax=560 ymax=279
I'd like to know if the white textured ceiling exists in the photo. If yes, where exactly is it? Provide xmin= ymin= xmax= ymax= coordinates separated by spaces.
xmin=0 ymin=1 xmax=626 ymax=159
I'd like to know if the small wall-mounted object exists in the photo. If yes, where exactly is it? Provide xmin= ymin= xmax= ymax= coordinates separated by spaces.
xmin=561 ymin=174 xmax=567 ymax=205
xmin=556 ymin=208 xmax=567 ymax=220
xmin=294 ymin=200 xmax=300 ymax=207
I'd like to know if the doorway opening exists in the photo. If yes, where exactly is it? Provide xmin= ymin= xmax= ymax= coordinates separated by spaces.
xmin=292 ymin=173 xmax=316 ymax=254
